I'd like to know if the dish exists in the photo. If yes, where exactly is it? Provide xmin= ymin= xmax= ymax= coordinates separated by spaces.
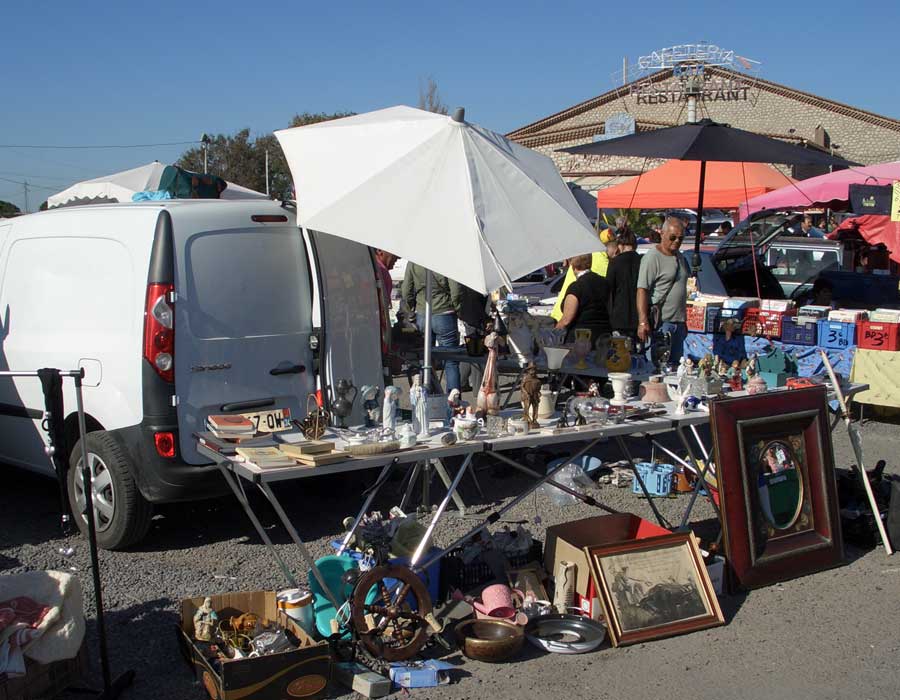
xmin=455 ymin=619 xmax=524 ymax=662
xmin=524 ymin=613 xmax=607 ymax=654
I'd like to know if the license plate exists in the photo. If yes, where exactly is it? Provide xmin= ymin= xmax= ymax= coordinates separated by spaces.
xmin=242 ymin=407 xmax=293 ymax=433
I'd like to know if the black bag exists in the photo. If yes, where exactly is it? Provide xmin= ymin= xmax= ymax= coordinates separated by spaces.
xmin=849 ymin=184 xmax=892 ymax=216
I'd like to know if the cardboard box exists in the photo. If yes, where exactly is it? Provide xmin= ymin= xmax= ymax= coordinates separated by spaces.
xmin=179 ymin=591 xmax=331 ymax=700
xmin=388 ymin=660 xmax=454 ymax=688
xmin=334 ymin=663 xmax=392 ymax=698
xmin=544 ymin=514 xmax=670 ymax=599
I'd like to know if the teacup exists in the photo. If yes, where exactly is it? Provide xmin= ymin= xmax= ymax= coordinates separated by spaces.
xmin=507 ymin=418 xmax=530 ymax=435
xmin=453 ymin=416 xmax=483 ymax=441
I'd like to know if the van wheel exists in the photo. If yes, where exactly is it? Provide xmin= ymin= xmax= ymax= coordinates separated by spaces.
xmin=68 ymin=431 xmax=153 ymax=550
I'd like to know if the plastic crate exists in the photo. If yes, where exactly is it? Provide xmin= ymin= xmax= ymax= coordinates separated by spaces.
xmin=817 ymin=319 xmax=857 ymax=350
xmin=742 ymin=308 xmax=762 ymax=335
xmin=686 ymin=305 xmax=706 ymax=332
xmin=704 ymin=307 xmax=722 ymax=334
xmin=632 ymin=462 xmax=675 ymax=497
xmin=758 ymin=309 xmax=796 ymax=339
xmin=781 ymin=316 xmax=818 ymax=346
xmin=858 ymin=321 xmax=900 ymax=351
xmin=439 ymin=540 xmax=543 ymax=598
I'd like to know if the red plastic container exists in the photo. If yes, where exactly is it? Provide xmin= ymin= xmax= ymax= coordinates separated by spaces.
xmin=858 ymin=321 xmax=900 ymax=351
xmin=758 ymin=309 xmax=797 ymax=339
xmin=686 ymin=305 xmax=706 ymax=332
xmin=740 ymin=308 xmax=761 ymax=336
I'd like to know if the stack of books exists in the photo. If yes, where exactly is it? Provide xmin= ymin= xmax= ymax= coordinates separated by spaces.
xmin=207 ymin=414 xmax=256 ymax=439
xmin=278 ymin=441 xmax=345 ymax=466
xmin=235 ymin=446 xmax=297 ymax=469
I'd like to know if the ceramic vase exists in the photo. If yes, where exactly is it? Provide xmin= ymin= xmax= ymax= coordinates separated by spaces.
xmin=606 ymin=336 xmax=632 ymax=373
xmin=572 ymin=329 xmax=592 ymax=370
xmin=608 ymin=372 xmax=631 ymax=406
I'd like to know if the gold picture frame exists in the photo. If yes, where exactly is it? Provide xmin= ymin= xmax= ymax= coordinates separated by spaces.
xmin=585 ymin=532 xmax=724 ymax=647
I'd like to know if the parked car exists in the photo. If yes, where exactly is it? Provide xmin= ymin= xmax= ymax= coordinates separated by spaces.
xmin=0 ymin=200 xmax=383 ymax=548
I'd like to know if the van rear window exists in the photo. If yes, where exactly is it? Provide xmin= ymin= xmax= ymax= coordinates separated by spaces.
xmin=183 ymin=228 xmax=311 ymax=339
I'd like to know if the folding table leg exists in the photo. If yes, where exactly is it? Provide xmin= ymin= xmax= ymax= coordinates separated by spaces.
xmin=410 ymin=454 xmax=473 ymax=567
xmin=614 ymin=435 xmax=670 ymax=529
xmin=258 ymin=482 xmax=341 ymax=610
xmin=414 ymin=438 xmax=605 ymax=574
xmin=215 ymin=463 xmax=297 ymax=588
xmin=399 ymin=461 xmax=424 ymax=512
xmin=338 ymin=458 xmax=398 ymax=555
xmin=674 ymin=426 xmax=721 ymax=526
xmin=433 ymin=459 xmax=467 ymax=516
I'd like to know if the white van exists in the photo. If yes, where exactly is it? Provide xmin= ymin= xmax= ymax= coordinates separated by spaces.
xmin=0 ymin=200 xmax=384 ymax=549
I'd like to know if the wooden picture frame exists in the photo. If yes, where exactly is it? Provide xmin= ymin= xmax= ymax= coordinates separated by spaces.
xmin=506 ymin=564 xmax=549 ymax=603
xmin=585 ymin=532 xmax=723 ymax=647
xmin=710 ymin=385 xmax=844 ymax=589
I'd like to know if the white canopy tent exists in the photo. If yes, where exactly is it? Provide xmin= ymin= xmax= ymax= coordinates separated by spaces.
xmin=46 ymin=162 xmax=268 ymax=208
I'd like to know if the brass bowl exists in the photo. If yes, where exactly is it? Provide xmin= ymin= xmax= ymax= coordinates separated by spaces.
xmin=455 ymin=618 xmax=524 ymax=662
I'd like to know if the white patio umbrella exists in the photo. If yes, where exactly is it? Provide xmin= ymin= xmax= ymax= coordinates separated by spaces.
xmin=47 ymin=161 xmax=268 ymax=208
xmin=275 ymin=105 xmax=599 ymax=383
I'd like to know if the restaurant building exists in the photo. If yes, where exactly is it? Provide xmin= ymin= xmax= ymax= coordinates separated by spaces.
xmin=507 ymin=46 xmax=900 ymax=190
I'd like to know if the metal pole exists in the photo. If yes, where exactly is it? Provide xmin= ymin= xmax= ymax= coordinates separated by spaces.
xmin=423 ymin=269 xmax=433 ymax=390
xmin=692 ymin=160 xmax=707 ymax=274
xmin=337 ymin=459 xmax=397 ymax=555
xmin=410 ymin=454 xmax=473 ymax=567
xmin=265 ymin=149 xmax=270 ymax=197
xmin=74 ymin=373 xmax=112 ymax=693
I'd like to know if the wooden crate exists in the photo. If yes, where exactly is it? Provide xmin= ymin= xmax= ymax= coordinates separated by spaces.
xmin=0 ymin=640 xmax=88 ymax=700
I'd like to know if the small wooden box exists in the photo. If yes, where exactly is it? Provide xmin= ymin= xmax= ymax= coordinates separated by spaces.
xmin=179 ymin=591 xmax=331 ymax=700
xmin=0 ymin=641 xmax=88 ymax=700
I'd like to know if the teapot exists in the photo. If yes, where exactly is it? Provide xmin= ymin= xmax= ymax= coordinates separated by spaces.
xmin=332 ymin=379 xmax=358 ymax=427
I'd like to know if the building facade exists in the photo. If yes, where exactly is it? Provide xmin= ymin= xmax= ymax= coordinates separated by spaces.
xmin=507 ymin=65 xmax=900 ymax=190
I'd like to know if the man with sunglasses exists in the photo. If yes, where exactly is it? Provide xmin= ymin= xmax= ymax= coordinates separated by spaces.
xmin=636 ymin=217 xmax=691 ymax=368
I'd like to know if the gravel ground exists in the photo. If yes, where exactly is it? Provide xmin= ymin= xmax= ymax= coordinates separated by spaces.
xmin=3 ymin=415 xmax=900 ymax=700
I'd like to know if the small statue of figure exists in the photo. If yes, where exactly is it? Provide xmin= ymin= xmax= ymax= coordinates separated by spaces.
xmin=520 ymin=364 xmax=542 ymax=427
xmin=727 ymin=360 xmax=743 ymax=390
xmin=448 ymin=388 xmax=467 ymax=418
xmin=360 ymin=384 xmax=380 ymax=428
xmin=193 ymin=597 xmax=218 ymax=642
xmin=410 ymin=374 xmax=430 ymax=439
xmin=382 ymin=386 xmax=401 ymax=432
xmin=715 ymin=356 xmax=729 ymax=378
xmin=476 ymin=331 xmax=501 ymax=416
xmin=684 ymin=356 xmax=695 ymax=376
xmin=587 ymin=381 xmax=601 ymax=397
xmin=676 ymin=356 xmax=687 ymax=378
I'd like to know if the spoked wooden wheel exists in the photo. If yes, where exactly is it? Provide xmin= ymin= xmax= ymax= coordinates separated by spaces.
xmin=350 ymin=564 xmax=433 ymax=661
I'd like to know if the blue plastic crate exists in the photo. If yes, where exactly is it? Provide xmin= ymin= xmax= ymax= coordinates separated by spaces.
xmin=632 ymin=462 xmax=675 ymax=497
xmin=781 ymin=316 xmax=818 ymax=346
xmin=704 ymin=307 xmax=722 ymax=334
xmin=817 ymin=319 xmax=857 ymax=350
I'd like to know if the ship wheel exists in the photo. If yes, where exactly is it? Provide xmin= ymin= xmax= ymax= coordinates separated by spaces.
xmin=349 ymin=564 xmax=433 ymax=661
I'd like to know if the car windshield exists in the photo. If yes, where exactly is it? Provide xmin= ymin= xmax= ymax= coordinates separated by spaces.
xmin=715 ymin=211 xmax=798 ymax=259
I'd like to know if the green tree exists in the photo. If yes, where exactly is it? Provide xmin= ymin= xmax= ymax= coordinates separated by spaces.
xmin=177 ymin=111 xmax=354 ymax=201
xmin=0 ymin=200 xmax=20 ymax=218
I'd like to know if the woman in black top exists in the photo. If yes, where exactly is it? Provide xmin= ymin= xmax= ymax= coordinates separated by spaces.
xmin=606 ymin=228 xmax=641 ymax=337
xmin=554 ymin=254 xmax=612 ymax=345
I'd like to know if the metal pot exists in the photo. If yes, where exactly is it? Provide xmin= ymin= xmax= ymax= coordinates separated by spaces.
xmin=454 ymin=619 xmax=524 ymax=662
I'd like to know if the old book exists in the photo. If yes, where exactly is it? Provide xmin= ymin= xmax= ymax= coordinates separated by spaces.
xmin=292 ymin=451 xmax=349 ymax=466
xmin=278 ymin=441 xmax=335 ymax=457
xmin=207 ymin=414 xmax=255 ymax=433
xmin=235 ymin=446 xmax=297 ymax=468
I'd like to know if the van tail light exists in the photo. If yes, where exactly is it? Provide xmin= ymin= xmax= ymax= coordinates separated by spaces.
xmin=143 ymin=283 xmax=175 ymax=383
xmin=154 ymin=431 xmax=176 ymax=458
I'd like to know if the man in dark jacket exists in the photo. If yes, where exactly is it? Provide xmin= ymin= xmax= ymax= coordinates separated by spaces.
xmin=606 ymin=229 xmax=641 ymax=339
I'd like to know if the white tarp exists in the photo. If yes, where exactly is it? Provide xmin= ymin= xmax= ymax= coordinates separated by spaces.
xmin=47 ymin=162 xmax=268 ymax=208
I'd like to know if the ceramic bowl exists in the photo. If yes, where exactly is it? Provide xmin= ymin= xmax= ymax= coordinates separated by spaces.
xmin=507 ymin=418 xmax=530 ymax=435
xmin=455 ymin=619 xmax=524 ymax=662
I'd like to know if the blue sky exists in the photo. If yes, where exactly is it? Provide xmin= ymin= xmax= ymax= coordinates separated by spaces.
xmin=2 ymin=0 xmax=898 ymax=211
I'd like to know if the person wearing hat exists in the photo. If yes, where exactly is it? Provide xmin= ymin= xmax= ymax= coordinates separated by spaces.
xmin=550 ymin=228 xmax=618 ymax=321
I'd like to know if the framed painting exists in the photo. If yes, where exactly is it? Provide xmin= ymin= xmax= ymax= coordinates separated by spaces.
xmin=710 ymin=385 xmax=844 ymax=589
xmin=585 ymin=532 xmax=724 ymax=647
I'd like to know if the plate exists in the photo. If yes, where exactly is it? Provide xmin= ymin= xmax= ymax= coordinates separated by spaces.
xmin=241 ymin=407 xmax=292 ymax=433
xmin=524 ymin=614 xmax=607 ymax=654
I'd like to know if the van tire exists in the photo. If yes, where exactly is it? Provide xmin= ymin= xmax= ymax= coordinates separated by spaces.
xmin=68 ymin=431 xmax=153 ymax=550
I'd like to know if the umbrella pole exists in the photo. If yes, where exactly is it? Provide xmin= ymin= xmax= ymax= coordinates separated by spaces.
xmin=692 ymin=160 xmax=707 ymax=275
xmin=423 ymin=269 xmax=433 ymax=391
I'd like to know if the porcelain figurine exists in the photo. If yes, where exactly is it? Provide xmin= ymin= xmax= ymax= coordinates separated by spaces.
xmin=448 ymin=388 xmax=467 ymax=418
xmin=476 ymin=331 xmax=501 ymax=416
xmin=193 ymin=597 xmax=218 ymax=642
xmin=520 ymin=364 xmax=543 ymax=427
xmin=410 ymin=374 xmax=430 ymax=439
xmin=360 ymin=384 xmax=380 ymax=428
xmin=382 ymin=386 xmax=401 ymax=432
xmin=676 ymin=356 xmax=687 ymax=378
xmin=587 ymin=381 xmax=601 ymax=398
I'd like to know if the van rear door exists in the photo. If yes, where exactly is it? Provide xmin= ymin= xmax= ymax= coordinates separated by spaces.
xmin=173 ymin=209 xmax=315 ymax=464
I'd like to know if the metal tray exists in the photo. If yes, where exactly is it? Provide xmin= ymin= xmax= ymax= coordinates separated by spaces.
xmin=524 ymin=613 xmax=606 ymax=654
